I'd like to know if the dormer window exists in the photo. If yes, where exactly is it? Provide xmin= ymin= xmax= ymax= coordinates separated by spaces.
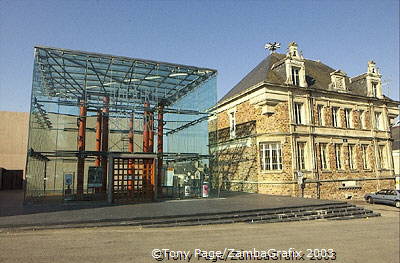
xmin=372 ymin=82 xmax=378 ymax=97
xmin=291 ymin=67 xmax=300 ymax=86
xmin=335 ymin=77 xmax=345 ymax=90
xmin=284 ymin=42 xmax=307 ymax=88
xmin=329 ymin=70 xmax=347 ymax=91
xmin=366 ymin=61 xmax=383 ymax=98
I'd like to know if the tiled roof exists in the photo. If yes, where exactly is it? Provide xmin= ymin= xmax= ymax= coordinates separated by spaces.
xmin=219 ymin=53 xmax=285 ymax=102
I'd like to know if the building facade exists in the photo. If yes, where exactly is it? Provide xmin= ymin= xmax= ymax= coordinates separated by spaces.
xmin=0 ymin=111 xmax=29 ymax=173
xmin=392 ymin=125 xmax=400 ymax=175
xmin=210 ymin=42 xmax=400 ymax=200
xmin=0 ymin=111 xmax=29 ymax=190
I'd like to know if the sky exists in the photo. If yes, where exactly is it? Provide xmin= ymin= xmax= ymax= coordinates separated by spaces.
xmin=0 ymin=0 xmax=399 ymax=112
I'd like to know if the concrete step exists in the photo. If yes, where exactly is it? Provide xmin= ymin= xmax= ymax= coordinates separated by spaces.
xmin=140 ymin=204 xmax=379 ymax=228
xmin=0 ymin=202 xmax=378 ymax=231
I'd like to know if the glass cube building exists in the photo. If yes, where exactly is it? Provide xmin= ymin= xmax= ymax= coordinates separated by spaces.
xmin=25 ymin=46 xmax=217 ymax=202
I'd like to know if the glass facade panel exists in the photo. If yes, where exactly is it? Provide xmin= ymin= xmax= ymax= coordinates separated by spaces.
xmin=25 ymin=47 xmax=217 ymax=201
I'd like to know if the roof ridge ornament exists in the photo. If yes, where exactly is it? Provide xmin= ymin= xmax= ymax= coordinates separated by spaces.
xmin=286 ymin=41 xmax=303 ymax=59
xmin=265 ymin=42 xmax=281 ymax=54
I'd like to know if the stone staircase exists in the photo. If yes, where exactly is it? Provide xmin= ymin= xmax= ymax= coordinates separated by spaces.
xmin=140 ymin=202 xmax=379 ymax=228
xmin=1 ymin=202 xmax=378 ymax=231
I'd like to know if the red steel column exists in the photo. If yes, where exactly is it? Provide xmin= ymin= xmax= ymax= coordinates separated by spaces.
xmin=157 ymin=105 xmax=164 ymax=194
xmin=128 ymin=112 xmax=134 ymax=153
xmin=101 ymin=96 xmax=109 ymax=192
xmin=149 ymin=110 xmax=154 ymax=153
xmin=128 ymin=112 xmax=134 ymax=192
xmin=77 ymin=100 xmax=87 ymax=196
xmin=143 ymin=102 xmax=149 ymax=152
xmin=95 ymin=110 xmax=102 ymax=167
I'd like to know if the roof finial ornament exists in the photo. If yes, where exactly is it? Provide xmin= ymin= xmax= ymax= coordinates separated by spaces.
xmin=265 ymin=42 xmax=281 ymax=54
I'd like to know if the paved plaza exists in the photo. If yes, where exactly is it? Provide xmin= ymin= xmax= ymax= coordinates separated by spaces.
xmin=0 ymin=190 xmax=340 ymax=229
xmin=0 ymin=202 xmax=398 ymax=263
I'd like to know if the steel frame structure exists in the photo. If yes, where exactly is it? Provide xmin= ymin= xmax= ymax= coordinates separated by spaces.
xmin=25 ymin=46 xmax=217 ymax=201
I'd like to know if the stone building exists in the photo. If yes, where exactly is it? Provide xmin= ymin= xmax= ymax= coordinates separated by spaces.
xmin=209 ymin=42 xmax=400 ymax=200
xmin=392 ymin=125 xmax=400 ymax=175
xmin=0 ymin=111 xmax=29 ymax=173
xmin=0 ymin=111 xmax=29 ymax=190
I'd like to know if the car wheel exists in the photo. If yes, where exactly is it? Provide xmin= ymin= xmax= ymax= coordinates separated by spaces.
xmin=367 ymin=197 xmax=374 ymax=204
xmin=395 ymin=201 xmax=400 ymax=208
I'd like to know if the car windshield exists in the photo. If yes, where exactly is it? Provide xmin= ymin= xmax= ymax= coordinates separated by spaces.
xmin=396 ymin=190 xmax=400 ymax=194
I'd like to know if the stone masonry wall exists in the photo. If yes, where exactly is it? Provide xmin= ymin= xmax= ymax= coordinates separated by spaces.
xmin=324 ymin=106 xmax=332 ymax=127
xmin=216 ymin=140 xmax=259 ymax=193
xmin=313 ymin=103 xmax=318 ymax=125
xmin=352 ymin=110 xmax=361 ymax=129
xmin=308 ymin=141 xmax=379 ymax=200
xmin=339 ymin=108 xmax=346 ymax=128
xmin=213 ymin=101 xmax=293 ymax=195
xmin=254 ymin=103 xmax=290 ymax=134
xmin=317 ymin=179 xmax=394 ymax=200
xmin=365 ymin=110 xmax=372 ymax=129
xmin=211 ymin=96 xmax=391 ymax=201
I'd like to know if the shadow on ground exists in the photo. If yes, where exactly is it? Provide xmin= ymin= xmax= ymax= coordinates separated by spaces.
xmin=0 ymin=189 xmax=347 ymax=229
xmin=0 ymin=190 xmax=252 ymax=217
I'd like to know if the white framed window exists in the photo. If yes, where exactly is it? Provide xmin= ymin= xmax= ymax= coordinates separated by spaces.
xmin=335 ymin=144 xmax=342 ymax=170
xmin=348 ymin=144 xmax=356 ymax=170
xmin=291 ymin=67 xmax=300 ymax=86
xmin=297 ymin=142 xmax=306 ymax=170
xmin=317 ymin=105 xmax=324 ymax=126
xmin=359 ymin=110 xmax=366 ymax=129
xmin=344 ymin=109 xmax=352 ymax=128
xmin=375 ymin=112 xmax=382 ymax=130
xmin=294 ymin=102 xmax=304 ymax=124
xmin=362 ymin=145 xmax=370 ymax=170
xmin=332 ymin=107 xmax=339 ymax=127
xmin=260 ymin=142 xmax=282 ymax=171
xmin=320 ymin=143 xmax=328 ymax=170
xmin=372 ymin=82 xmax=378 ymax=97
xmin=229 ymin=111 xmax=236 ymax=138
xmin=378 ymin=145 xmax=386 ymax=169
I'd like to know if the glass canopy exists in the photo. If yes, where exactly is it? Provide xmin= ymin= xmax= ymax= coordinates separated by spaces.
xmin=34 ymin=46 xmax=216 ymax=106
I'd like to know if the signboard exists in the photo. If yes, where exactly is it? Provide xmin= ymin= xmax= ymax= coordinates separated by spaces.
xmin=396 ymin=175 xmax=400 ymax=191
xmin=64 ymin=173 xmax=74 ymax=196
xmin=165 ymin=167 xmax=174 ymax=187
xmin=64 ymin=173 xmax=73 ymax=186
xmin=297 ymin=171 xmax=304 ymax=185
xmin=88 ymin=166 xmax=103 ymax=188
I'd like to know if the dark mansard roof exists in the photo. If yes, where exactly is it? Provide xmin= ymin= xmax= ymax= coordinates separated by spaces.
xmin=219 ymin=52 xmax=390 ymax=104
